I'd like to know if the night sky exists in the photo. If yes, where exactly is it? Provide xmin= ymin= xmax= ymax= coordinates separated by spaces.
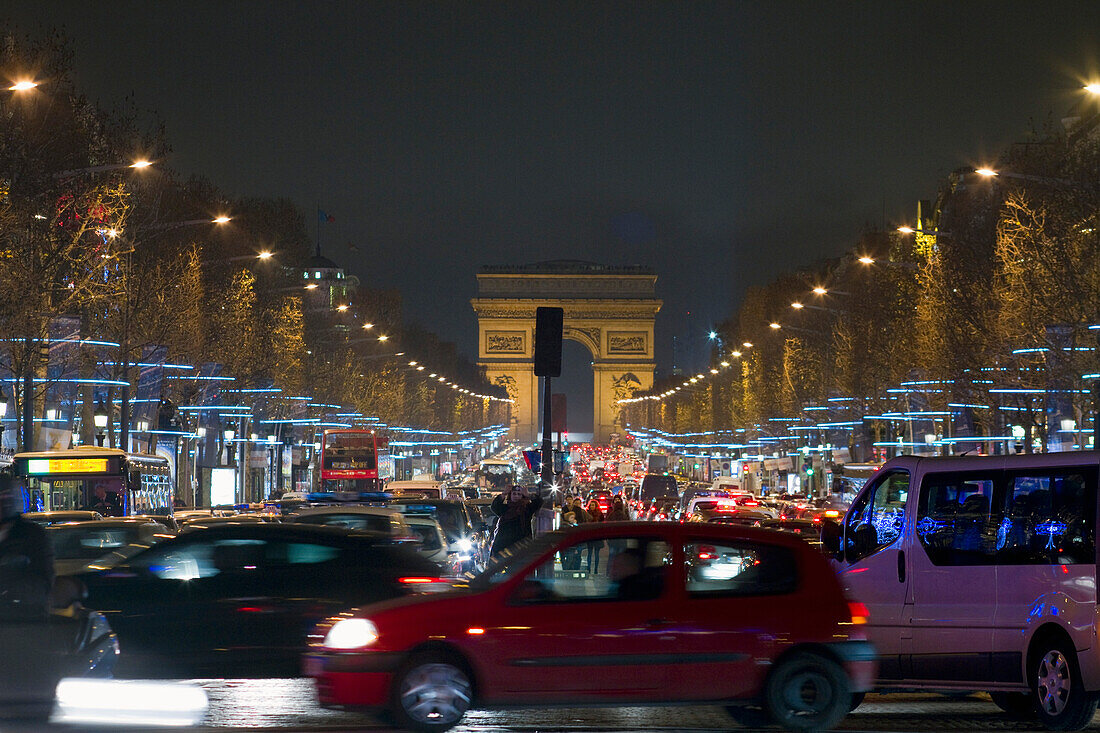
xmin=7 ymin=2 xmax=1100 ymax=433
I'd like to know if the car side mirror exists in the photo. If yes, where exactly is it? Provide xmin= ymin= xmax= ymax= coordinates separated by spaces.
xmin=819 ymin=518 xmax=843 ymax=559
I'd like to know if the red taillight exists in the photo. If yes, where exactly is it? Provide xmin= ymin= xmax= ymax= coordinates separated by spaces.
xmin=848 ymin=601 xmax=869 ymax=625
xmin=399 ymin=576 xmax=453 ymax=593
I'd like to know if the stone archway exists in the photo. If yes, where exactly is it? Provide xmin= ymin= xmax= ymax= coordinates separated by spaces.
xmin=471 ymin=261 xmax=661 ymax=444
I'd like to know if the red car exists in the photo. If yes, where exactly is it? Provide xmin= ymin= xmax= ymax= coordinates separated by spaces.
xmin=305 ymin=522 xmax=875 ymax=732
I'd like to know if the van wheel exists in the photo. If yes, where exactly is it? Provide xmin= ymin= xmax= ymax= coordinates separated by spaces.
xmin=989 ymin=691 xmax=1035 ymax=719
xmin=763 ymin=651 xmax=850 ymax=732
xmin=1030 ymin=639 xmax=1097 ymax=730
xmin=389 ymin=654 xmax=472 ymax=732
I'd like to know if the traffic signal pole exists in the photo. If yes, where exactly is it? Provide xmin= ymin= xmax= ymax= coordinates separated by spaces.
xmin=541 ymin=375 xmax=553 ymax=490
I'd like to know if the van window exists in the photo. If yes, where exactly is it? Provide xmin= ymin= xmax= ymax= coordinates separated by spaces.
xmin=997 ymin=469 xmax=1096 ymax=565
xmin=915 ymin=471 xmax=999 ymax=565
xmin=844 ymin=471 xmax=909 ymax=564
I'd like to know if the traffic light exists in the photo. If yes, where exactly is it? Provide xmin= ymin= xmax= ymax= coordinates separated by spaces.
xmin=802 ymin=460 xmax=814 ymax=477
xmin=534 ymin=307 xmax=564 ymax=377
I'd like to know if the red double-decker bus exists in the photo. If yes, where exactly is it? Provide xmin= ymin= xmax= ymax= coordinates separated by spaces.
xmin=319 ymin=429 xmax=388 ymax=492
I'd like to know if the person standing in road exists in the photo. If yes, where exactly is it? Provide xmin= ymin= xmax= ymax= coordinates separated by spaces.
xmin=0 ymin=475 xmax=54 ymax=621
xmin=585 ymin=498 xmax=605 ymax=573
xmin=605 ymin=496 xmax=629 ymax=522
xmin=490 ymin=485 xmax=543 ymax=557
xmin=570 ymin=496 xmax=589 ymax=524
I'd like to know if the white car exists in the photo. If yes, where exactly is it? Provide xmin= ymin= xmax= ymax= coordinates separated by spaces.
xmin=402 ymin=514 xmax=461 ymax=574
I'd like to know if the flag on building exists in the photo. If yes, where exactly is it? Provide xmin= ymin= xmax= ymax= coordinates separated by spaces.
xmin=317 ymin=208 xmax=335 ymax=223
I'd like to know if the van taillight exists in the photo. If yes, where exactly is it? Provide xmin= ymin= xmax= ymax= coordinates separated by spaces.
xmin=848 ymin=601 xmax=869 ymax=625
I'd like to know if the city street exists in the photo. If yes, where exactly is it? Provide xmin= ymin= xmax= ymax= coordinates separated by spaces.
xmin=12 ymin=678 xmax=1093 ymax=732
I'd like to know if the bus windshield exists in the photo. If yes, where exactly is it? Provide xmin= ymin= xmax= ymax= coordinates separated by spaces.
xmin=322 ymin=432 xmax=377 ymax=472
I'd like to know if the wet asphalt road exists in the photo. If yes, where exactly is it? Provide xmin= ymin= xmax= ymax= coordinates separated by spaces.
xmin=8 ymin=678 xmax=1100 ymax=732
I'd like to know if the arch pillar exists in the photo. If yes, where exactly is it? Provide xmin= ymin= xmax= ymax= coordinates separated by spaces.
xmin=483 ymin=362 xmax=537 ymax=444
xmin=593 ymin=363 xmax=655 ymax=444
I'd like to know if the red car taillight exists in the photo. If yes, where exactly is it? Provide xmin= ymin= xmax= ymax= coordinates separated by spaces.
xmin=848 ymin=601 xmax=870 ymax=625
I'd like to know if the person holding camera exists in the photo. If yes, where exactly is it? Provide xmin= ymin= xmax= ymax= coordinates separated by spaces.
xmin=489 ymin=485 xmax=543 ymax=557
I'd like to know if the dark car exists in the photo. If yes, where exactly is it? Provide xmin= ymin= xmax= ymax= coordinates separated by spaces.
xmin=77 ymin=523 xmax=441 ymax=678
xmin=306 ymin=521 xmax=875 ymax=732
xmin=46 ymin=519 xmax=174 ymax=576
xmin=23 ymin=511 xmax=103 ymax=526
xmin=0 ymin=576 xmax=118 ymax=719
xmin=586 ymin=489 xmax=613 ymax=514
xmin=758 ymin=519 xmax=825 ymax=550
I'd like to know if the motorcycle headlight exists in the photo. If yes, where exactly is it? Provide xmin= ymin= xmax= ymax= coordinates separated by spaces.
xmin=324 ymin=618 xmax=379 ymax=649
xmin=455 ymin=538 xmax=474 ymax=553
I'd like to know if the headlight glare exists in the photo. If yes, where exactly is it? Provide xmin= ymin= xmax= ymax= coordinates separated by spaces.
xmin=324 ymin=618 xmax=379 ymax=649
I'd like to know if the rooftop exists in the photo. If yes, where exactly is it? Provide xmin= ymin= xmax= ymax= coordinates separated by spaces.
xmin=479 ymin=260 xmax=655 ymax=276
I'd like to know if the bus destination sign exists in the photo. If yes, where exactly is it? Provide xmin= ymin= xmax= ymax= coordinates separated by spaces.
xmin=24 ymin=458 xmax=110 ymax=475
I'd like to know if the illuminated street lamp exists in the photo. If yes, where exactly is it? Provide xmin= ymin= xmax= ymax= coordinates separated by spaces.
xmin=769 ymin=322 xmax=781 ymax=330
xmin=54 ymin=159 xmax=156 ymax=178
xmin=224 ymin=251 xmax=275 ymax=263
xmin=8 ymin=80 xmax=38 ymax=91
xmin=94 ymin=403 xmax=109 ymax=447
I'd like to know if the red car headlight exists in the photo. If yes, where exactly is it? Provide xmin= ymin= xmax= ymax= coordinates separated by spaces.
xmin=324 ymin=618 xmax=379 ymax=649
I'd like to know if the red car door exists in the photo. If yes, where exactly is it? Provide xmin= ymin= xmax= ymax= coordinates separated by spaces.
xmin=669 ymin=535 xmax=801 ymax=701
xmin=477 ymin=532 xmax=678 ymax=704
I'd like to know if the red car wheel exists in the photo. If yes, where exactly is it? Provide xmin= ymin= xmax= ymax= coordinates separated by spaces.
xmin=389 ymin=655 xmax=472 ymax=732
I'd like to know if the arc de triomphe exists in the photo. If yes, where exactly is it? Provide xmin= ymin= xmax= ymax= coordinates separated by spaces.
xmin=471 ymin=261 xmax=661 ymax=444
